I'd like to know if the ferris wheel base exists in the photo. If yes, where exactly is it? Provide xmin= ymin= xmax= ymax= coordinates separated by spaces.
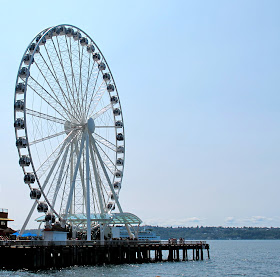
xmin=43 ymin=230 xmax=68 ymax=242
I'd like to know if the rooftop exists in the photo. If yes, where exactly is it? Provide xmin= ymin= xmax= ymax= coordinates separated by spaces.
xmin=36 ymin=212 xmax=142 ymax=225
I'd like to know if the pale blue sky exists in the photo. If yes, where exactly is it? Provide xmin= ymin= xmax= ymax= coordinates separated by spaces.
xmin=0 ymin=0 xmax=279 ymax=229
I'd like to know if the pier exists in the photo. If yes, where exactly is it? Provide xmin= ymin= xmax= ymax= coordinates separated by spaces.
xmin=0 ymin=240 xmax=210 ymax=270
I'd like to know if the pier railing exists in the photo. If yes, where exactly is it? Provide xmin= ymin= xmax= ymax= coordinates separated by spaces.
xmin=0 ymin=239 xmax=207 ymax=247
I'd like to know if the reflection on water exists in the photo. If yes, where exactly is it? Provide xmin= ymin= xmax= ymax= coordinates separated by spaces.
xmin=1 ymin=240 xmax=280 ymax=277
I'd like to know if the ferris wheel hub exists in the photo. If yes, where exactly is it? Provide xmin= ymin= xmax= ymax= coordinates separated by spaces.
xmin=87 ymin=117 xmax=95 ymax=133
xmin=64 ymin=121 xmax=76 ymax=134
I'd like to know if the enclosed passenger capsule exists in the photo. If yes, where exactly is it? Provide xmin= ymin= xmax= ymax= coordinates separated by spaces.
xmin=23 ymin=54 xmax=34 ymax=65
xmin=15 ymin=83 xmax=25 ymax=94
xmin=45 ymin=213 xmax=55 ymax=223
xmin=37 ymin=202 xmax=48 ymax=213
xmin=107 ymin=202 xmax=115 ymax=210
xmin=45 ymin=30 xmax=53 ymax=39
xmin=57 ymin=26 xmax=66 ymax=35
xmin=115 ymin=121 xmax=123 ymax=128
xmin=14 ymin=118 xmax=25 ymax=129
xmin=80 ymin=37 xmax=88 ymax=46
xmin=113 ymin=108 xmax=121 ymax=116
xmin=18 ymin=67 xmax=29 ymax=78
xmin=103 ymin=73 xmax=111 ymax=82
xmin=66 ymin=28 xmax=74 ymax=37
xmin=114 ymin=170 xmax=123 ymax=178
xmin=93 ymin=53 xmax=101 ymax=61
xmin=19 ymin=155 xmax=31 ymax=167
xmin=36 ymin=35 xmax=46 ymax=45
xmin=114 ymin=182 xmax=121 ymax=189
xmin=107 ymin=84 xmax=115 ymax=92
xmin=116 ymin=158 xmax=124 ymax=166
xmin=73 ymin=31 xmax=81 ymax=41
xmin=30 ymin=189 xmax=41 ymax=200
xmin=98 ymin=62 xmax=106 ymax=71
xmin=52 ymin=27 xmax=59 ymax=36
xmin=111 ymin=96 xmax=118 ymax=104
xmin=14 ymin=100 xmax=24 ymax=111
xmin=16 ymin=137 xmax=27 ymax=148
xmin=116 ymin=146 xmax=125 ymax=153
xmin=24 ymin=173 xmax=35 ymax=184
xmin=87 ymin=44 xmax=95 ymax=53
xmin=29 ymin=43 xmax=39 ymax=54
xmin=116 ymin=133 xmax=124 ymax=141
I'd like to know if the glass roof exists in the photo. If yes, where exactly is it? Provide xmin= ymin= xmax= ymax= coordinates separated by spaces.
xmin=35 ymin=212 xmax=142 ymax=225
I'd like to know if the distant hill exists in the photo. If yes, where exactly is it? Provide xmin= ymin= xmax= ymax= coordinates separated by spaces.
xmin=142 ymin=226 xmax=280 ymax=240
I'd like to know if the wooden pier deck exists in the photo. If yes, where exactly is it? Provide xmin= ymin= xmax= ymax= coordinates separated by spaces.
xmin=0 ymin=240 xmax=210 ymax=270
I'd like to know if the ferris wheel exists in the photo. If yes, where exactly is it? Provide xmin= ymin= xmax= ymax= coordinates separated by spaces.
xmin=14 ymin=24 xmax=130 ymax=239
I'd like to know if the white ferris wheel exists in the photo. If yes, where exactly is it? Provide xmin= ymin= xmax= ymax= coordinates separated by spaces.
xmin=14 ymin=24 xmax=140 ymax=240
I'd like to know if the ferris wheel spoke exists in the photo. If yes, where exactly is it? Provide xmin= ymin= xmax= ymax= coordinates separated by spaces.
xmin=29 ymin=74 xmax=75 ymax=122
xmin=84 ymin=76 xmax=103 ymax=119
xmin=26 ymin=108 xmax=66 ymax=125
xmin=82 ymin=56 xmax=97 ymax=120
xmin=88 ymin=134 xmax=105 ymax=213
xmin=94 ymin=133 xmax=116 ymax=151
xmin=35 ymin=55 xmax=78 ymax=122
xmin=90 ymin=134 xmax=122 ymax=211
xmin=44 ymin=145 xmax=69 ymax=202
xmin=90 ymin=134 xmax=132 ymax=237
xmin=26 ymin=83 xmax=68 ymax=122
xmin=95 ymin=126 xmax=115 ymax=128
xmin=44 ymin=41 xmax=81 ymax=121
xmin=54 ymin=37 xmax=83 ymax=120
xmin=29 ymin=128 xmax=80 ymax=146
xmin=37 ymin=136 xmax=75 ymax=218
xmin=76 ymin=43 xmax=84 ymax=116
xmin=86 ymin=82 xmax=107 ymax=119
xmin=91 ymin=103 xmax=112 ymax=120
xmin=80 ymin=54 xmax=90 ymax=121
xmin=64 ymin=36 xmax=82 ymax=117
xmin=36 ymin=130 xmax=78 ymax=179
xmin=95 ymin=141 xmax=117 ymax=174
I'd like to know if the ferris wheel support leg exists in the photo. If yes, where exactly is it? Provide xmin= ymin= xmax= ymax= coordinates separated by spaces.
xmin=89 ymin=136 xmax=105 ymax=214
xmin=20 ymin=201 xmax=37 ymax=235
xmin=20 ymin=141 xmax=69 ymax=235
xmin=65 ymin=132 xmax=86 ymax=219
xmin=85 ymin=131 xmax=91 ymax=241
xmin=70 ymin=142 xmax=74 ymax=214
xmin=73 ymin=138 xmax=87 ymax=213
xmin=52 ymin=145 xmax=70 ymax=207
xmin=89 ymin=134 xmax=133 ymax=239
xmin=100 ymin=223 xmax=105 ymax=243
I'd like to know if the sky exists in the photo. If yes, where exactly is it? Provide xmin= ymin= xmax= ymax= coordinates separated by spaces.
xmin=0 ymin=0 xmax=279 ymax=230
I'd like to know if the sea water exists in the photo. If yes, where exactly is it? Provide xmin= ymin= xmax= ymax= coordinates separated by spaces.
xmin=1 ymin=240 xmax=279 ymax=276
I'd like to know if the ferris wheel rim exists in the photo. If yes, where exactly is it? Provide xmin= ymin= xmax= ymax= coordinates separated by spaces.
xmin=14 ymin=24 xmax=126 ymax=222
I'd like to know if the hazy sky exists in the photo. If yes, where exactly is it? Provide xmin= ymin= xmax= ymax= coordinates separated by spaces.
xmin=0 ymin=0 xmax=279 ymax=230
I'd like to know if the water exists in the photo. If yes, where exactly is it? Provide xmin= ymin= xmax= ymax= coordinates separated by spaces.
xmin=1 ymin=240 xmax=279 ymax=276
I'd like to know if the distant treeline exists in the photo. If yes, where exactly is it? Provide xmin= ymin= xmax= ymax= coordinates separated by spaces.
xmin=142 ymin=226 xmax=280 ymax=240
xmin=23 ymin=226 xmax=280 ymax=240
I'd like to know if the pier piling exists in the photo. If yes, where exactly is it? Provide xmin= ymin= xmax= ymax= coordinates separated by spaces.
xmin=0 ymin=240 xmax=209 ymax=270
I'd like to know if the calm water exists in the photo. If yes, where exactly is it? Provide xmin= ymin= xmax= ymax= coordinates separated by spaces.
xmin=1 ymin=240 xmax=279 ymax=276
